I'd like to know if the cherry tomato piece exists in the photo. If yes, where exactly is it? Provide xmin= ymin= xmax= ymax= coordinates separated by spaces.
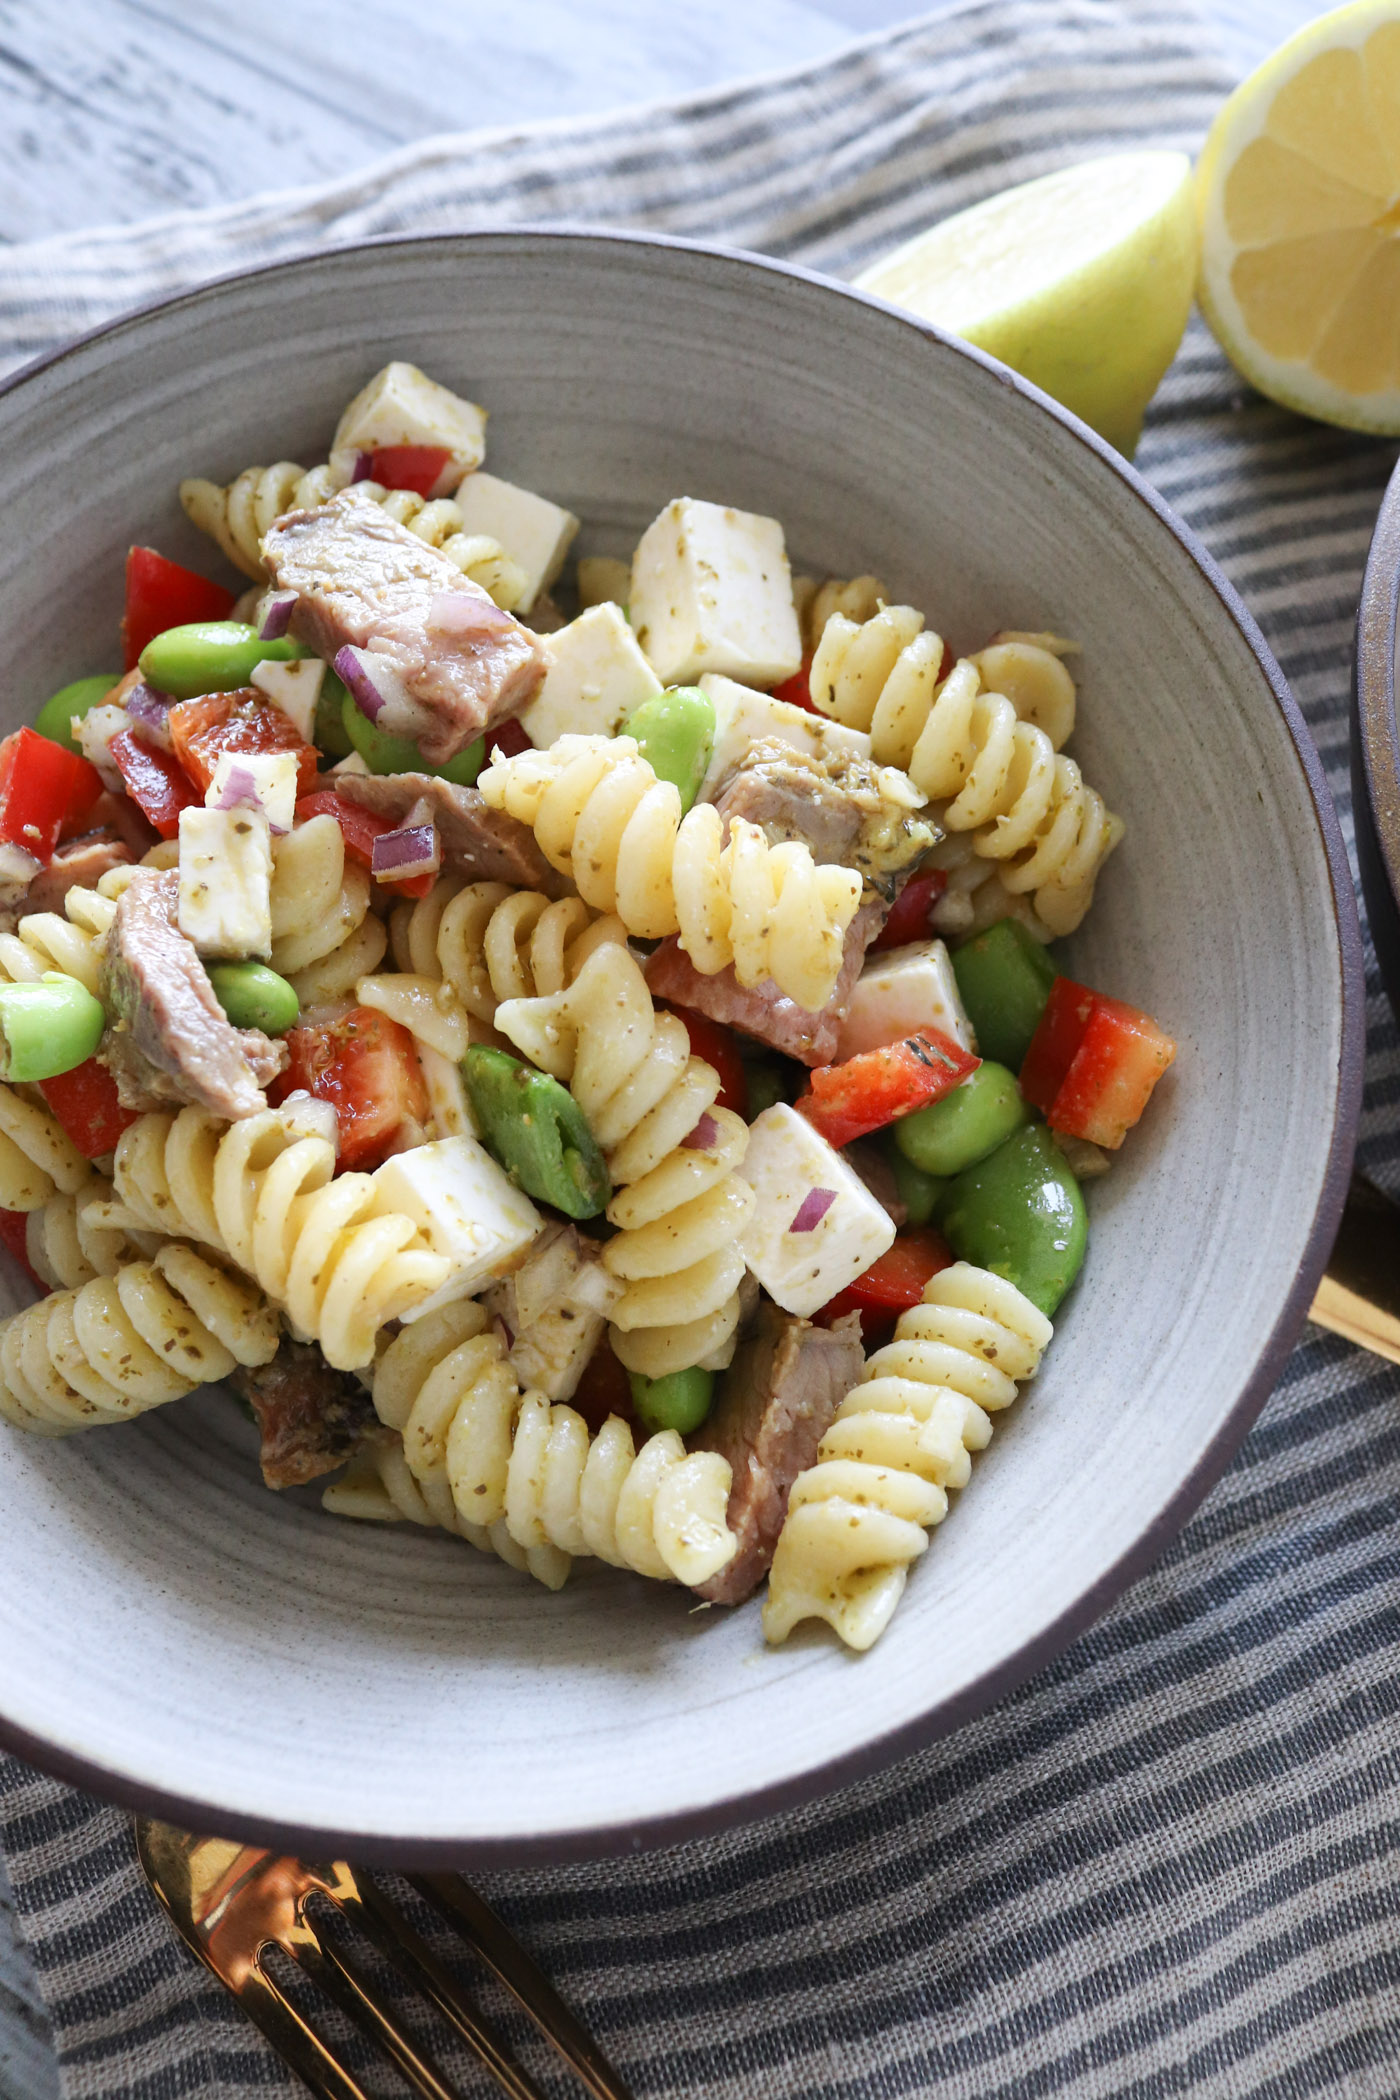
xmin=293 ymin=791 xmax=435 ymax=899
xmin=109 ymin=730 xmax=201 ymax=840
xmin=272 ymin=1006 xmax=428 ymax=1172
xmin=0 ymin=1206 xmax=47 ymax=1293
xmin=769 ymin=658 xmax=818 ymax=712
xmin=39 ymin=1058 xmax=140 ymax=1159
xmin=817 ymin=1225 xmax=954 ymax=1336
xmin=870 ymin=869 xmax=950 ymax=952
xmin=365 ymin=445 xmax=457 ymax=498
xmin=665 ymin=1006 xmax=748 ymax=1115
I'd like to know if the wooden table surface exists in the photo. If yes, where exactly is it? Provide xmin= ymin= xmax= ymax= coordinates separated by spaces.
xmin=0 ymin=1 xmax=1327 ymax=2093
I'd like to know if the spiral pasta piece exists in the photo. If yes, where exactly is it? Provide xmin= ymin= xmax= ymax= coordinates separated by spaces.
xmin=0 ymin=1241 xmax=279 ymax=1437
xmin=390 ymin=876 xmax=628 ymax=1030
xmin=0 ymin=1083 xmax=90 ymax=1214
xmin=479 ymin=736 xmax=861 ymax=1010
xmin=25 ymin=1176 xmax=155 ymax=1290
xmin=801 ymin=572 xmax=891 ymax=654
xmin=0 ymin=883 xmax=114 ymax=993
xmin=102 ymin=1104 xmax=449 ymax=1369
xmin=495 ymin=942 xmax=756 ymax=1376
xmin=323 ymin=1298 xmax=738 ymax=1590
xmin=809 ymin=607 xmax=1119 ymax=935
xmin=763 ymin=1264 xmax=1053 ymax=1650
xmin=268 ymin=815 xmax=387 ymax=1003
xmin=180 ymin=463 xmax=526 ymax=606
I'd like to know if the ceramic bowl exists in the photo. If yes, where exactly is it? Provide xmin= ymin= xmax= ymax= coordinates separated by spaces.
xmin=1353 ymin=456 xmax=1400 ymax=1015
xmin=0 ymin=231 xmax=1362 ymax=1863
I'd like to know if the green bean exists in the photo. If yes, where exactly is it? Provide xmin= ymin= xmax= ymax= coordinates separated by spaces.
xmin=206 ymin=961 xmax=300 ymax=1036
xmin=939 ymin=1123 xmax=1086 ymax=1317
xmin=341 ymin=690 xmax=483 ymax=785
xmin=629 ymin=1365 xmax=715 ymax=1435
xmin=951 ymin=919 xmax=1057 ymax=1071
xmin=0 ymin=973 xmax=105 ymax=1082
xmin=894 ymin=1061 xmax=1030 ymax=1178
xmin=626 ymin=686 xmax=714 ymax=813
xmin=35 ymin=675 xmax=119 ymax=756
xmin=138 ymin=621 xmax=309 ymax=700
xmin=462 ymin=1045 xmax=610 ymax=1219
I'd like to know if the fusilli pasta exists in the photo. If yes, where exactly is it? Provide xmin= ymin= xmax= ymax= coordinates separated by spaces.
xmin=268 ymin=815 xmax=387 ymax=1003
xmin=0 ymin=1084 xmax=90 ymax=1214
xmin=0 ymin=1241 xmax=279 ymax=1437
xmin=479 ymin=735 xmax=862 ymax=1010
xmin=391 ymin=876 xmax=627 ymax=1030
xmin=763 ymin=1262 xmax=1053 ymax=1650
xmin=101 ymin=1103 xmax=449 ymax=1368
xmin=810 ymin=608 xmax=1120 ymax=935
xmin=495 ymin=942 xmax=757 ymax=1376
xmin=323 ymin=1297 xmax=739 ymax=1590
xmin=25 ymin=1176 xmax=154 ymax=1290
xmin=0 ymin=884 xmax=113 ymax=993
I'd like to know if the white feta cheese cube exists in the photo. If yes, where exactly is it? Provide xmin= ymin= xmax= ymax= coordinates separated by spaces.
xmin=177 ymin=805 xmax=273 ymax=960
xmin=834 ymin=940 xmax=977 ymax=1061
xmin=251 ymin=655 xmax=325 ymax=743
xmin=76 ymin=703 xmax=132 ymax=794
xmin=449 ymin=471 xmax=580 ymax=613
xmin=737 ymin=1104 xmax=895 ymax=1318
xmin=329 ymin=361 xmax=487 ymax=492
xmin=696 ymin=673 xmax=871 ymax=804
xmin=517 ymin=602 xmax=662 ymax=749
xmin=630 ymin=498 xmax=803 ymax=687
xmin=205 ymin=749 xmax=300 ymax=837
xmin=370 ymin=1135 xmax=542 ymax=1320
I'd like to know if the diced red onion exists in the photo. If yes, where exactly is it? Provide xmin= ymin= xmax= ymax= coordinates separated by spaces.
xmin=258 ymin=590 xmax=298 ymax=640
xmin=350 ymin=451 xmax=374 ymax=484
xmin=790 ymin=1188 xmax=837 ymax=1234
xmin=371 ymin=821 xmax=440 ymax=879
xmin=334 ymin=645 xmax=404 ymax=724
xmin=682 ymin=1113 xmax=720 ymax=1151
xmin=123 ymin=683 xmax=174 ymax=750
xmin=212 ymin=763 xmax=264 ymax=814
xmin=427 ymin=590 xmax=513 ymax=639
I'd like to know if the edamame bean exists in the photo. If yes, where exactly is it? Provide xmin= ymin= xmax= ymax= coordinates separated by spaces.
xmin=939 ymin=1123 xmax=1086 ymax=1317
xmin=629 ymin=1365 xmax=715 ymax=1435
xmin=462 ymin=1045 xmax=610 ymax=1218
xmin=951 ymin=919 xmax=1057 ymax=1071
xmin=35 ymin=675 xmax=119 ymax=756
xmin=138 ymin=621 xmax=309 ymax=700
xmin=341 ymin=690 xmax=483 ymax=784
xmin=626 ymin=686 xmax=714 ymax=813
xmin=0 ymin=973 xmax=105 ymax=1082
xmin=206 ymin=961 xmax=300 ymax=1036
xmin=314 ymin=669 xmax=354 ymax=758
xmin=886 ymin=1144 xmax=946 ymax=1226
xmin=894 ymin=1061 xmax=1030 ymax=1178
xmin=742 ymin=1058 xmax=791 ymax=1120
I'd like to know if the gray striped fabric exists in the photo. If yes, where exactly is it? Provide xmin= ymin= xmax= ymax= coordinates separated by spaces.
xmin=4 ymin=2 xmax=1400 ymax=2095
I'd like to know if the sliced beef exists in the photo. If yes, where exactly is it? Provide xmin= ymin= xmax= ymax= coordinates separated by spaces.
xmin=712 ymin=739 xmax=937 ymax=903
xmin=0 ymin=829 xmax=131 ymax=930
xmin=264 ymin=490 xmax=546 ymax=763
xmin=337 ymin=771 xmax=569 ymax=896
xmin=99 ymin=870 xmax=287 ymax=1119
xmin=229 ymin=1337 xmax=378 ymax=1489
xmin=90 ymin=788 xmax=161 ymax=859
xmin=842 ymin=1138 xmax=908 ymax=1228
xmin=646 ymin=898 xmax=886 ymax=1066
xmin=481 ymin=1221 xmax=622 ymax=1402
xmin=694 ymin=1300 xmax=865 ymax=1605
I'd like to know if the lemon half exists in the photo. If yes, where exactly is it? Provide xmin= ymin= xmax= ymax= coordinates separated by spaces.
xmin=853 ymin=151 xmax=1198 ymax=455
xmin=1196 ymin=0 xmax=1400 ymax=433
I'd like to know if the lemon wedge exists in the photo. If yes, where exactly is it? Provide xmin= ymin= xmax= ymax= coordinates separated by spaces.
xmin=1196 ymin=0 xmax=1400 ymax=433
xmin=853 ymin=151 xmax=1197 ymax=455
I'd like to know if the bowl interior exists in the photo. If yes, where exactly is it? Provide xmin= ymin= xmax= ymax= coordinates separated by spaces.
xmin=0 ymin=233 xmax=1354 ymax=1859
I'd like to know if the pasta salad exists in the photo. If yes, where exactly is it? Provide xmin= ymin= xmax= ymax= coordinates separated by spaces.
xmin=0 ymin=362 xmax=1177 ymax=1652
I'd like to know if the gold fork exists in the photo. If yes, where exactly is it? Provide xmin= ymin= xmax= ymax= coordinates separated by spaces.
xmin=135 ymin=1818 xmax=634 ymax=2100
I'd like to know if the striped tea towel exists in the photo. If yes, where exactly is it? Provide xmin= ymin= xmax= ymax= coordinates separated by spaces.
xmin=4 ymin=2 xmax=1400 ymax=2095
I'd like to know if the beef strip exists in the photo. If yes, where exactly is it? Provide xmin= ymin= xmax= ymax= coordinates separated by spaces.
xmin=263 ymin=490 xmax=546 ymax=763
xmin=842 ymin=1138 xmax=908 ymax=1229
xmin=89 ymin=788 xmax=161 ymax=859
xmin=99 ymin=870 xmax=287 ymax=1118
xmin=646 ymin=898 xmax=886 ymax=1066
xmin=713 ymin=739 xmax=938 ymax=904
xmin=0 ymin=829 xmax=131 ymax=931
xmin=337 ymin=772 xmax=570 ymax=896
xmin=481 ymin=1221 xmax=622 ymax=1401
xmin=229 ymin=1337 xmax=378 ymax=1489
xmin=694 ymin=1300 xmax=865 ymax=1606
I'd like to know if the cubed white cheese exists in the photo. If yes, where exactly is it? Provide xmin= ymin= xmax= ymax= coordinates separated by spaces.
xmin=834 ymin=940 xmax=976 ymax=1061
xmin=737 ymin=1104 xmax=894 ymax=1318
xmin=76 ymin=703 xmax=132 ymax=793
xmin=695 ymin=673 xmax=871 ymax=804
xmin=177 ymin=805 xmax=273 ymax=960
xmin=251 ymin=655 xmax=325 ymax=743
xmin=205 ymin=749 xmax=300 ymax=837
xmin=449 ymin=471 xmax=580 ymax=613
xmin=329 ymin=361 xmax=487 ymax=492
xmin=517 ymin=602 xmax=662 ymax=749
xmin=370 ymin=1135 xmax=542 ymax=1320
xmin=630 ymin=498 xmax=803 ymax=687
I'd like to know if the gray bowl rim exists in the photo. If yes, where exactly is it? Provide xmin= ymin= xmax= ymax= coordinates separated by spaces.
xmin=0 ymin=224 xmax=1365 ymax=1866
xmin=1354 ymin=454 xmax=1400 ymax=1001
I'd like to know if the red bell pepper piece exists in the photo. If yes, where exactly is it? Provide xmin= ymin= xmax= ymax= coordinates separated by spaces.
xmin=40 ymin=1059 xmax=139 ymax=1159
xmin=666 ymin=1006 xmax=748 ymax=1116
xmin=0 ymin=1206 xmax=47 ymax=1294
xmin=169 ymin=692 xmax=320 ymax=800
xmin=797 ymin=1029 xmax=979 ymax=1149
xmin=109 ymin=730 xmax=200 ymax=840
xmin=122 ymin=547 xmax=235 ymax=672
xmin=817 ymin=1225 xmax=954 ymax=1336
xmin=293 ymin=791 xmax=435 ymax=900
xmin=271 ymin=1006 xmax=428 ymax=1172
xmin=365 ymin=445 xmax=457 ymax=499
xmin=1020 ymin=976 xmax=1176 ymax=1150
xmin=870 ymin=869 xmax=950 ymax=953
xmin=0 ymin=728 xmax=103 ymax=864
xmin=486 ymin=717 xmax=533 ymax=760
xmin=770 ymin=658 xmax=818 ymax=712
